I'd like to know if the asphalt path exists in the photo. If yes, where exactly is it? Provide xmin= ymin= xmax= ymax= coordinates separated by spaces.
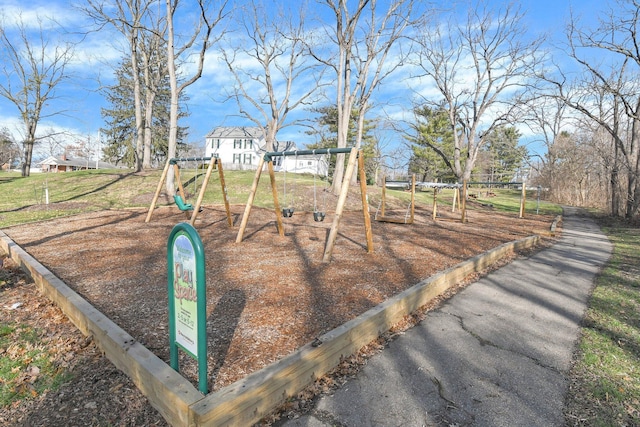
xmin=280 ymin=207 xmax=613 ymax=427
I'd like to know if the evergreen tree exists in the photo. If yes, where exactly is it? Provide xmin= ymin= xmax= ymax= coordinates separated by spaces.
xmin=480 ymin=126 xmax=528 ymax=182
xmin=407 ymin=106 xmax=457 ymax=182
xmin=100 ymin=56 xmax=188 ymax=168
xmin=307 ymin=105 xmax=378 ymax=184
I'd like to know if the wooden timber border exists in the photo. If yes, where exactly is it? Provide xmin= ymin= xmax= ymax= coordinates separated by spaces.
xmin=0 ymin=230 xmax=540 ymax=426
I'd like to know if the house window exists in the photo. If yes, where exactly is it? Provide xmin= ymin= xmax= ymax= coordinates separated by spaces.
xmin=211 ymin=139 xmax=221 ymax=149
xmin=234 ymin=139 xmax=242 ymax=149
xmin=233 ymin=153 xmax=242 ymax=163
xmin=244 ymin=139 xmax=253 ymax=149
xmin=243 ymin=154 xmax=252 ymax=165
xmin=308 ymin=161 xmax=312 ymax=166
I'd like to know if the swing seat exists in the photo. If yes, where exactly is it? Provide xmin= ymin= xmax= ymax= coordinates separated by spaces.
xmin=313 ymin=211 xmax=326 ymax=222
xmin=282 ymin=207 xmax=294 ymax=217
xmin=173 ymin=194 xmax=194 ymax=211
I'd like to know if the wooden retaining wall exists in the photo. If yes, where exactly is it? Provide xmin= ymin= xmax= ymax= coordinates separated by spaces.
xmin=0 ymin=230 xmax=539 ymax=426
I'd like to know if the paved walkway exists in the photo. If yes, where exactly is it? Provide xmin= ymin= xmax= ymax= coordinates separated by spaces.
xmin=281 ymin=207 xmax=613 ymax=427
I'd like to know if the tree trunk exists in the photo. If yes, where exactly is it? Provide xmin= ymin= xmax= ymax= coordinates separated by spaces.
xmin=21 ymin=140 xmax=34 ymax=177
xmin=131 ymin=35 xmax=144 ymax=173
xmin=610 ymin=136 xmax=620 ymax=217
xmin=350 ymin=107 xmax=367 ymax=186
xmin=143 ymin=89 xmax=155 ymax=169
xmin=626 ymin=114 xmax=640 ymax=218
xmin=165 ymin=0 xmax=177 ymax=196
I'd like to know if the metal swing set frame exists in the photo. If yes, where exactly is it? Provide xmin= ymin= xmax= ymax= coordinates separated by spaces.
xmin=145 ymin=156 xmax=233 ymax=227
xmin=235 ymin=147 xmax=374 ymax=263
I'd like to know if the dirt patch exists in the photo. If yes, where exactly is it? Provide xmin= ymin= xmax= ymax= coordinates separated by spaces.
xmin=1 ymin=201 xmax=555 ymax=426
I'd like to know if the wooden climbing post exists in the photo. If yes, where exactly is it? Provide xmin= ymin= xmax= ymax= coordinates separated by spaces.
xmin=217 ymin=161 xmax=233 ymax=228
xmin=358 ymin=152 xmax=374 ymax=253
xmin=519 ymin=181 xmax=527 ymax=218
xmin=236 ymin=156 xmax=266 ymax=243
xmin=174 ymin=164 xmax=191 ymax=220
xmin=432 ymin=187 xmax=438 ymax=220
xmin=189 ymin=158 xmax=215 ymax=225
xmin=452 ymin=187 xmax=459 ymax=213
xmin=145 ymin=159 xmax=172 ymax=223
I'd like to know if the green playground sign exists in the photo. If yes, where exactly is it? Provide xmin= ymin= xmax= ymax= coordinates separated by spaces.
xmin=167 ymin=222 xmax=208 ymax=394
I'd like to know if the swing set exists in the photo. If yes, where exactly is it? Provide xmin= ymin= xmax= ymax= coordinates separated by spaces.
xmin=145 ymin=156 xmax=233 ymax=227
xmin=236 ymin=147 xmax=374 ymax=263
xmin=375 ymin=175 xmax=416 ymax=224
xmin=279 ymin=151 xmax=330 ymax=222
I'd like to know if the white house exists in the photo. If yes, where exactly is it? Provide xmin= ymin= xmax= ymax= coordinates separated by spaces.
xmin=204 ymin=126 xmax=328 ymax=175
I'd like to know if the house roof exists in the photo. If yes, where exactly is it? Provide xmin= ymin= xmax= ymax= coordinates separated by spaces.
xmin=206 ymin=126 xmax=264 ymax=139
xmin=37 ymin=156 xmax=122 ymax=169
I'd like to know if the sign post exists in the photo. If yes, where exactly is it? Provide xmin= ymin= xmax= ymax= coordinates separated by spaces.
xmin=167 ymin=222 xmax=208 ymax=394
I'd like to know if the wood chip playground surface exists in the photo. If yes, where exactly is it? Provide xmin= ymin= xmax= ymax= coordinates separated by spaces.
xmin=1 ymin=200 xmax=555 ymax=400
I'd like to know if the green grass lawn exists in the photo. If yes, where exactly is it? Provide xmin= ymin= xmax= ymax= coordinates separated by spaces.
xmin=564 ymin=218 xmax=640 ymax=426
xmin=0 ymin=321 xmax=71 ymax=407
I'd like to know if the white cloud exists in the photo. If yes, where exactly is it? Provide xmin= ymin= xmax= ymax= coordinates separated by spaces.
xmin=0 ymin=1 xmax=85 ymax=30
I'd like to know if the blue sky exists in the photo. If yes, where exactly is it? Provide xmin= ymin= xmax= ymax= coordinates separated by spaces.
xmin=0 ymin=0 xmax=607 ymax=163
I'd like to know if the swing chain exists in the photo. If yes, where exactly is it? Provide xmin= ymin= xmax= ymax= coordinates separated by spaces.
xmin=313 ymin=149 xmax=328 ymax=222
xmin=282 ymin=152 xmax=296 ymax=217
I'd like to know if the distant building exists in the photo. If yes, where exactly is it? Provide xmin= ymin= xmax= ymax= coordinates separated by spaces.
xmin=37 ymin=155 xmax=123 ymax=172
xmin=204 ymin=126 xmax=328 ymax=175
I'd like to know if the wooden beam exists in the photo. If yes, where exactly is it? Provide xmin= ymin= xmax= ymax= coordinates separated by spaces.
xmin=519 ymin=181 xmax=526 ymax=218
xmin=145 ymin=159 xmax=172 ymax=223
xmin=189 ymin=158 xmax=215 ymax=225
xmin=432 ymin=187 xmax=438 ymax=221
xmin=358 ymin=153 xmax=374 ymax=253
xmin=236 ymin=156 xmax=266 ymax=243
xmin=216 ymin=160 xmax=233 ymax=228
xmin=452 ymin=187 xmax=459 ymax=213
xmin=174 ymin=164 xmax=190 ymax=220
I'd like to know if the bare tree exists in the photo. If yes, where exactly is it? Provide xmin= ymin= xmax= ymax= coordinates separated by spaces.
xmin=164 ymin=0 xmax=229 ymax=195
xmin=314 ymin=0 xmax=415 ymax=194
xmin=520 ymin=94 xmax=573 ymax=201
xmin=0 ymin=17 xmax=74 ymax=176
xmin=412 ymin=2 xmax=543 ymax=182
xmin=220 ymin=1 xmax=326 ymax=152
xmin=0 ymin=127 xmax=21 ymax=168
xmin=544 ymin=0 xmax=640 ymax=218
xmin=84 ymin=0 xmax=158 ymax=172
xmin=139 ymin=23 xmax=168 ymax=168
xmin=530 ymin=74 xmax=627 ymax=216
